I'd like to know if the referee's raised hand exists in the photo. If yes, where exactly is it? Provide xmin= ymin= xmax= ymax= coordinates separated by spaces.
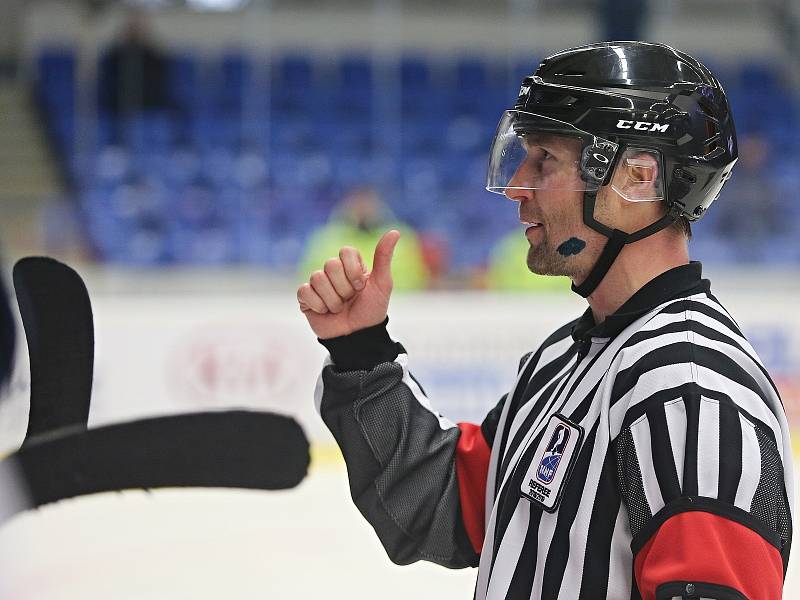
xmin=297 ymin=230 xmax=400 ymax=340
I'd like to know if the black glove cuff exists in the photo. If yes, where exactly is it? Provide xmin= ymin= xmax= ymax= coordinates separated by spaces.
xmin=318 ymin=317 xmax=406 ymax=372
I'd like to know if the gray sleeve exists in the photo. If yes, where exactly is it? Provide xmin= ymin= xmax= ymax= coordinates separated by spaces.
xmin=316 ymin=355 xmax=479 ymax=569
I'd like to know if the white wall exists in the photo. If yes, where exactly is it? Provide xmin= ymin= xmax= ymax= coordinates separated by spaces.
xmin=1 ymin=272 xmax=799 ymax=451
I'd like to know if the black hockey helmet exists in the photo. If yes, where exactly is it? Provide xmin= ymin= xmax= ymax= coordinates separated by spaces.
xmin=487 ymin=41 xmax=738 ymax=296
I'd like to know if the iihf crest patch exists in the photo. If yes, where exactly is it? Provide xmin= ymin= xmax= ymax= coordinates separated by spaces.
xmin=520 ymin=413 xmax=584 ymax=512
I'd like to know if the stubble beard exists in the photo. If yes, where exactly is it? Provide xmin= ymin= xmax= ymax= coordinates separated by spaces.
xmin=526 ymin=233 xmax=574 ymax=277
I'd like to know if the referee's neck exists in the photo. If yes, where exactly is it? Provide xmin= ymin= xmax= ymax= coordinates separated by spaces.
xmin=585 ymin=228 xmax=690 ymax=325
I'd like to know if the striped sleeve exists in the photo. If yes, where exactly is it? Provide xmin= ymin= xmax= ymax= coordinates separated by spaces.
xmin=612 ymin=306 xmax=792 ymax=599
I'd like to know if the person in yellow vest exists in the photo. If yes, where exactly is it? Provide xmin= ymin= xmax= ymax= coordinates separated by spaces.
xmin=299 ymin=187 xmax=429 ymax=290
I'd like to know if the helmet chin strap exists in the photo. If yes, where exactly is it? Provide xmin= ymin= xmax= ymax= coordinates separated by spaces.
xmin=571 ymin=191 xmax=677 ymax=298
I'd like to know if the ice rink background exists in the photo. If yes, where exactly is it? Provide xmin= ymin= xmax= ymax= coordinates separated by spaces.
xmin=0 ymin=1 xmax=798 ymax=597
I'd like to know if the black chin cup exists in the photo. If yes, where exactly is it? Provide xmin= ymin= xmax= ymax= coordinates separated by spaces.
xmin=571 ymin=192 xmax=677 ymax=298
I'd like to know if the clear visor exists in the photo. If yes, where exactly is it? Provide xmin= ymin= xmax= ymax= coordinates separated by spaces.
xmin=486 ymin=111 xmax=618 ymax=195
xmin=486 ymin=111 xmax=664 ymax=203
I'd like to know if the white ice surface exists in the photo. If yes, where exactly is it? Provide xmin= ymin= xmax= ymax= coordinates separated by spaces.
xmin=0 ymin=465 xmax=476 ymax=600
xmin=0 ymin=461 xmax=797 ymax=599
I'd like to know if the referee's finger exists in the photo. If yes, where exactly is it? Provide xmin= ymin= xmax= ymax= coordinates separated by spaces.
xmin=324 ymin=257 xmax=356 ymax=300
xmin=297 ymin=283 xmax=328 ymax=314
xmin=309 ymin=270 xmax=345 ymax=314
xmin=339 ymin=246 xmax=366 ymax=290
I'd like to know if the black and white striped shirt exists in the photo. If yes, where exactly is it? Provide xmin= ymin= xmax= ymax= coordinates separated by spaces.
xmin=315 ymin=263 xmax=793 ymax=599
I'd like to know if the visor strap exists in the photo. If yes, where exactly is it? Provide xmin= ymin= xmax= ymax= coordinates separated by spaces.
xmin=571 ymin=229 xmax=628 ymax=298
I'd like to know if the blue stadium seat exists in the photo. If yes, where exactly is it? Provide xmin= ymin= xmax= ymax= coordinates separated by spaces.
xmin=454 ymin=56 xmax=491 ymax=91
xmin=237 ymin=222 xmax=274 ymax=266
xmin=37 ymin=48 xmax=76 ymax=157
xmin=270 ymin=113 xmax=315 ymax=151
xmin=400 ymin=55 xmax=431 ymax=91
xmin=216 ymin=51 xmax=259 ymax=115
xmin=171 ymin=224 xmax=237 ymax=265
xmin=91 ymin=146 xmax=133 ymax=186
xmin=167 ymin=53 xmax=199 ymax=112
xmin=128 ymin=111 xmax=178 ymax=150
xmin=738 ymin=61 xmax=782 ymax=92
xmin=274 ymin=52 xmax=315 ymax=91
xmin=338 ymin=53 xmax=373 ymax=90
xmin=187 ymin=112 xmax=243 ymax=149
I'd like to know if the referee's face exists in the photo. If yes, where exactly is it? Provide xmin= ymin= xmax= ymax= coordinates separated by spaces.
xmin=506 ymin=136 xmax=603 ymax=281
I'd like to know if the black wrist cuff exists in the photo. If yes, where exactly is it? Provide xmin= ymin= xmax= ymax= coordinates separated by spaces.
xmin=318 ymin=317 xmax=406 ymax=372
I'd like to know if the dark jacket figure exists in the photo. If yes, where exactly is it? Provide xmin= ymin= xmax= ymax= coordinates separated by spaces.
xmin=98 ymin=12 xmax=168 ymax=117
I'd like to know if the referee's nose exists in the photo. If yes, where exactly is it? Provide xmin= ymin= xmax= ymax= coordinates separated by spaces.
xmin=504 ymin=186 xmax=535 ymax=203
xmin=503 ymin=160 xmax=536 ymax=202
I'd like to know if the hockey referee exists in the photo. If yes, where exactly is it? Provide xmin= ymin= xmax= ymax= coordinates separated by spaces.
xmin=297 ymin=42 xmax=793 ymax=599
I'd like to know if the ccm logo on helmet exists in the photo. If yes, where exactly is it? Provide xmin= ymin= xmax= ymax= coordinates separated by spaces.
xmin=616 ymin=120 xmax=670 ymax=133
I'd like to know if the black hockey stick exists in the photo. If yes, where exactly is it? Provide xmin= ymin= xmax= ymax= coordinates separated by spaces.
xmin=0 ymin=273 xmax=15 ymax=388
xmin=1 ymin=410 xmax=309 ymax=521
xmin=13 ymin=257 xmax=93 ymax=444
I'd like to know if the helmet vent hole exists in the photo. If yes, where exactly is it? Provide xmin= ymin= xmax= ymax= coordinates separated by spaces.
xmin=698 ymin=101 xmax=722 ymax=157
xmin=531 ymin=91 xmax=578 ymax=107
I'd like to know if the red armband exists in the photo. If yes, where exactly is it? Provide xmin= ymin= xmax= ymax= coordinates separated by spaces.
xmin=455 ymin=422 xmax=491 ymax=554
xmin=634 ymin=508 xmax=783 ymax=600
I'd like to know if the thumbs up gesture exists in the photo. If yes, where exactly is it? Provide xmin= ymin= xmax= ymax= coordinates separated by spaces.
xmin=297 ymin=230 xmax=400 ymax=340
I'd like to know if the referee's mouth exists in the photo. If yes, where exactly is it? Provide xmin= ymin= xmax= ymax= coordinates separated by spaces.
xmin=522 ymin=220 xmax=544 ymax=241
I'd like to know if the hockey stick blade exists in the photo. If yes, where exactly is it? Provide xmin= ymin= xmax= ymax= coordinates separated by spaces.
xmin=2 ymin=410 xmax=309 ymax=518
xmin=13 ymin=257 xmax=94 ymax=444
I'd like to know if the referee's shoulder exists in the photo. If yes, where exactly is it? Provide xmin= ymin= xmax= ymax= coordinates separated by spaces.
xmin=621 ymin=289 xmax=746 ymax=363
xmin=610 ymin=289 xmax=775 ymax=423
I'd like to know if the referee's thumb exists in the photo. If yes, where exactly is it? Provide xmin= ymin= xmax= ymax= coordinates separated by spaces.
xmin=371 ymin=230 xmax=400 ymax=288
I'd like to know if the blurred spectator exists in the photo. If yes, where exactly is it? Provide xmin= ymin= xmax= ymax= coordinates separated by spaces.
xmin=98 ymin=10 xmax=169 ymax=119
xmin=487 ymin=230 xmax=571 ymax=292
xmin=715 ymin=133 xmax=781 ymax=260
xmin=299 ymin=187 xmax=429 ymax=290
xmin=417 ymin=234 xmax=449 ymax=289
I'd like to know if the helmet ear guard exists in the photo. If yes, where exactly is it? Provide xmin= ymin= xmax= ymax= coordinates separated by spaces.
xmin=610 ymin=148 xmax=664 ymax=203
